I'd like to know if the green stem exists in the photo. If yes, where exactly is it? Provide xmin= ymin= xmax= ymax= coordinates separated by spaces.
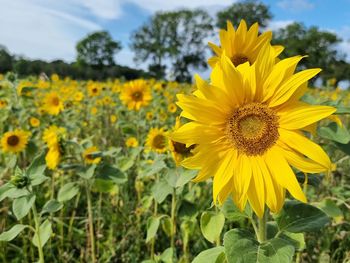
xmin=170 ymin=188 xmax=176 ymax=251
xmin=85 ymin=181 xmax=96 ymax=263
xmin=150 ymin=200 xmax=158 ymax=260
xmin=257 ymin=208 xmax=268 ymax=243
xmin=32 ymin=203 xmax=44 ymax=263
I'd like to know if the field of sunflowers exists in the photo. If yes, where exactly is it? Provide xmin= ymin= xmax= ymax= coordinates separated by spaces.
xmin=1 ymin=20 xmax=350 ymax=263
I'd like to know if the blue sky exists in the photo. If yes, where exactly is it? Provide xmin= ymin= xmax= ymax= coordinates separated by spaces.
xmin=0 ymin=0 xmax=349 ymax=70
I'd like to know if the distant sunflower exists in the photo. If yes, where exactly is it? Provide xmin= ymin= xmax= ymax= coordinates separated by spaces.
xmin=110 ymin=114 xmax=118 ymax=123
xmin=171 ymin=50 xmax=335 ymax=218
xmin=168 ymin=103 xmax=177 ymax=113
xmin=1 ymin=130 xmax=30 ymax=153
xmin=146 ymin=112 xmax=154 ymax=121
xmin=146 ymin=128 xmax=167 ymax=154
xmin=87 ymin=84 xmax=101 ymax=97
xmin=83 ymin=146 xmax=101 ymax=164
xmin=125 ymin=137 xmax=139 ymax=148
xmin=169 ymin=118 xmax=195 ymax=166
xmin=120 ymin=80 xmax=152 ymax=111
xmin=43 ymin=126 xmax=66 ymax=170
xmin=29 ymin=117 xmax=40 ymax=127
xmin=43 ymin=92 xmax=64 ymax=115
xmin=208 ymin=20 xmax=283 ymax=68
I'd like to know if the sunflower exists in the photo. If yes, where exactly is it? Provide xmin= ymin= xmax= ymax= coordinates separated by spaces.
xmin=168 ymin=103 xmax=177 ymax=113
xmin=87 ymin=83 xmax=102 ymax=97
xmin=146 ymin=112 xmax=154 ymax=121
xmin=43 ymin=126 xmax=66 ymax=170
xmin=171 ymin=50 xmax=335 ymax=218
xmin=169 ymin=118 xmax=195 ymax=166
xmin=83 ymin=146 xmax=102 ymax=164
xmin=74 ymin=91 xmax=84 ymax=102
xmin=42 ymin=91 xmax=64 ymax=115
xmin=29 ymin=117 xmax=40 ymax=127
xmin=110 ymin=114 xmax=118 ymax=123
xmin=1 ymin=130 xmax=30 ymax=153
xmin=120 ymin=80 xmax=152 ymax=111
xmin=125 ymin=137 xmax=139 ymax=148
xmin=208 ymin=20 xmax=283 ymax=68
xmin=146 ymin=128 xmax=168 ymax=154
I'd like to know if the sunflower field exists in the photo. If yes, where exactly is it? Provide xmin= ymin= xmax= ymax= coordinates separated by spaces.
xmin=1 ymin=21 xmax=350 ymax=263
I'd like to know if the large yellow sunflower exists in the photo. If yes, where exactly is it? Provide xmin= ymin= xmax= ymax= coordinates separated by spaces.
xmin=146 ymin=128 xmax=168 ymax=154
xmin=1 ymin=130 xmax=31 ymax=153
xmin=42 ymin=91 xmax=64 ymax=115
xmin=208 ymin=20 xmax=283 ymax=68
xmin=171 ymin=49 xmax=335 ymax=218
xmin=120 ymin=80 xmax=152 ymax=111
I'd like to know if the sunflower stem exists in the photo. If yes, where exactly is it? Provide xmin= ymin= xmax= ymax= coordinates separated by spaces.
xmin=170 ymin=188 xmax=176 ymax=252
xmin=257 ymin=208 xmax=268 ymax=243
xmin=85 ymin=181 xmax=96 ymax=263
xmin=32 ymin=203 xmax=45 ymax=263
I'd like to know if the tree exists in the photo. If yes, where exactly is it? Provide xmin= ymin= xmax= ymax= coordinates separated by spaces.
xmin=0 ymin=45 xmax=13 ymax=73
xmin=216 ymin=0 xmax=272 ymax=29
xmin=272 ymin=22 xmax=350 ymax=84
xmin=76 ymin=31 xmax=121 ymax=69
xmin=130 ymin=9 xmax=213 ymax=82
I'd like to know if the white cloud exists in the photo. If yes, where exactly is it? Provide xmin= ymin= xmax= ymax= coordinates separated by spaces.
xmin=267 ymin=20 xmax=294 ymax=31
xmin=277 ymin=0 xmax=314 ymax=12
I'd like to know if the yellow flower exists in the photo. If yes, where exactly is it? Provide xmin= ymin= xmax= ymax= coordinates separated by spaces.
xmin=83 ymin=146 xmax=102 ymax=164
xmin=43 ymin=126 xmax=66 ymax=169
xmin=42 ymin=92 xmax=64 ymax=115
xmin=208 ymin=20 xmax=283 ymax=68
xmin=146 ymin=128 xmax=167 ymax=154
xmin=110 ymin=114 xmax=118 ymax=123
xmin=103 ymin=96 xmax=113 ymax=105
xmin=120 ymin=79 xmax=152 ymax=111
xmin=91 ymin=107 xmax=98 ymax=115
xmin=169 ymin=118 xmax=195 ymax=166
xmin=146 ymin=112 xmax=154 ymax=121
xmin=29 ymin=117 xmax=40 ymax=127
xmin=171 ymin=50 xmax=335 ymax=218
xmin=0 ymin=100 xmax=7 ymax=109
xmin=1 ymin=130 xmax=30 ymax=153
xmin=87 ymin=83 xmax=102 ymax=97
xmin=51 ymin=74 xmax=60 ymax=82
xmin=168 ymin=103 xmax=177 ymax=113
xmin=74 ymin=91 xmax=84 ymax=102
xmin=125 ymin=137 xmax=139 ymax=148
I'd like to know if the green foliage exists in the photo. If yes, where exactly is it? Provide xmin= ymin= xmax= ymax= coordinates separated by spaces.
xmin=200 ymin=211 xmax=225 ymax=243
xmin=0 ymin=225 xmax=28 ymax=242
xmin=216 ymin=0 xmax=272 ymax=29
xmin=76 ymin=31 xmax=121 ymax=68
xmin=192 ymin=246 xmax=226 ymax=263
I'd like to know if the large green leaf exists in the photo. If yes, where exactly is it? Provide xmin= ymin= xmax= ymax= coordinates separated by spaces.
xmin=13 ymin=194 xmax=36 ymax=220
xmin=57 ymin=182 xmax=80 ymax=202
xmin=275 ymin=200 xmax=330 ymax=233
xmin=96 ymin=164 xmax=127 ymax=184
xmin=32 ymin=219 xmax=52 ymax=248
xmin=192 ymin=246 xmax=226 ymax=263
xmin=200 ymin=211 xmax=225 ymax=243
xmin=146 ymin=216 xmax=162 ymax=243
xmin=41 ymin=199 xmax=63 ymax=214
xmin=152 ymin=180 xmax=172 ymax=204
xmin=221 ymin=198 xmax=252 ymax=221
xmin=27 ymin=152 xmax=47 ymax=184
xmin=224 ymin=229 xmax=295 ymax=263
xmin=0 ymin=224 xmax=28 ymax=241
xmin=318 ymin=122 xmax=350 ymax=144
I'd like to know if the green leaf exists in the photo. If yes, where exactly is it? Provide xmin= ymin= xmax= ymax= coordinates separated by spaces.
xmin=0 ymin=183 xmax=14 ymax=202
xmin=152 ymin=180 xmax=172 ymax=204
xmin=161 ymin=216 xmax=172 ymax=237
xmin=57 ymin=182 xmax=80 ymax=202
xmin=79 ymin=164 xmax=96 ymax=179
xmin=27 ymin=152 xmax=46 ymax=182
xmin=146 ymin=216 xmax=161 ymax=243
xmin=275 ymin=200 xmax=330 ymax=233
xmin=200 ymin=211 xmax=225 ymax=243
xmin=92 ymin=179 xmax=117 ymax=193
xmin=41 ymin=199 xmax=63 ymax=214
xmin=224 ymin=229 xmax=295 ymax=263
xmin=13 ymin=194 xmax=36 ymax=220
xmin=317 ymin=199 xmax=343 ymax=221
xmin=318 ymin=122 xmax=350 ymax=144
xmin=221 ymin=197 xmax=252 ymax=221
xmin=32 ymin=219 xmax=52 ymax=248
xmin=5 ymin=188 xmax=30 ymax=199
xmin=96 ymin=164 xmax=127 ymax=184
xmin=280 ymin=232 xmax=305 ymax=251
xmin=166 ymin=168 xmax=197 ymax=188
xmin=0 ymin=224 xmax=27 ymax=241
xmin=160 ymin=247 xmax=173 ymax=263
xmin=192 ymin=246 xmax=226 ymax=263
xmin=335 ymin=106 xmax=350 ymax=114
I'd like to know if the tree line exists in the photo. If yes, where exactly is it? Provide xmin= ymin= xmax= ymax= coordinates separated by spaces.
xmin=0 ymin=0 xmax=349 ymax=85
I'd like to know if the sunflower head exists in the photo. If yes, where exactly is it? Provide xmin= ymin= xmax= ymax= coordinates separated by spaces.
xmin=120 ymin=79 xmax=152 ymax=111
xmin=87 ymin=84 xmax=102 ymax=97
xmin=43 ymin=125 xmax=66 ymax=170
xmin=1 ymin=130 xmax=31 ymax=154
xmin=42 ymin=91 xmax=64 ymax=115
xmin=146 ymin=128 xmax=168 ymax=154
xmin=125 ymin=137 xmax=139 ymax=148
xmin=83 ymin=146 xmax=102 ymax=164
xmin=29 ymin=117 xmax=40 ymax=127
xmin=171 ymin=48 xmax=336 ymax=218
xmin=208 ymin=20 xmax=283 ymax=68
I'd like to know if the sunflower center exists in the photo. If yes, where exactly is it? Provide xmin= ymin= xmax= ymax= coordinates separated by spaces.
xmin=152 ymin=134 xmax=166 ymax=149
xmin=132 ymin=91 xmax=143 ymax=101
xmin=7 ymin=135 xmax=20 ymax=146
xmin=92 ymin=88 xmax=98 ymax=93
xmin=231 ymin=54 xmax=250 ymax=67
xmin=226 ymin=103 xmax=279 ymax=156
xmin=52 ymin=97 xmax=60 ymax=106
